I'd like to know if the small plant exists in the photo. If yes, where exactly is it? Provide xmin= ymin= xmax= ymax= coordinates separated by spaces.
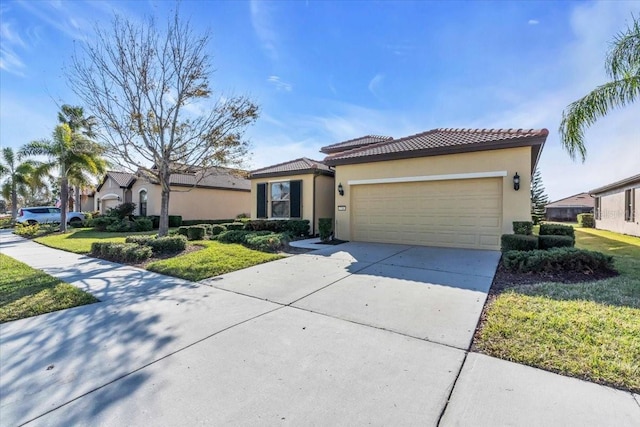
xmin=14 ymin=223 xmax=41 ymax=238
xmin=539 ymin=223 xmax=575 ymax=241
xmin=210 ymin=224 xmax=227 ymax=236
xmin=187 ymin=225 xmax=206 ymax=241
xmin=283 ymin=219 xmax=310 ymax=237
xmin=177 ymin=226 xmax=189 ymax=236
xmin=577 ymin=213 xmax=595 ymax=228
xmin=512 ymin=221 xmax=533 ymax=236
xmin=107 ymin=202 xmax=137 ymax=219
xmin=538 ymin=235 xmax=575 ymax=250
xmin=501 ymin=234 xmax=539 ymax=252
xmin=86 ymin=216 xmax=118 ymax=231
xmin=236 ymin=213 xmax=249 ymax=219
xmin=319 ymin=218 xmax=333 ymax=241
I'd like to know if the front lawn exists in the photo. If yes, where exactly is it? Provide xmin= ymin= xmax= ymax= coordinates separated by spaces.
xmin=147 ymin=240 xmax=282 ymax=281
xmin=0 ymin=253 xmax=98 ymax=323
xmin=35 ymin=228 xmax=158 ymax=254
xmin=475 ymin=227 xmax=640 ymax=393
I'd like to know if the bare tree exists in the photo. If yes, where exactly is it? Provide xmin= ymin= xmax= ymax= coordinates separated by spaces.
xmin=69 ymin=10 xmax=259 ymax=235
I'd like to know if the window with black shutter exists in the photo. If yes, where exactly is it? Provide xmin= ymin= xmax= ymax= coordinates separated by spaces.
xmin=290 ymin=180 xmax=302 ymax=218
xmin=257 ymin=183 xmax=267 ymax=218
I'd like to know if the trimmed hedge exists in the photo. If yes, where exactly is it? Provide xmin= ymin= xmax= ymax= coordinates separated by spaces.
xmin=222 ymin=222 xmax=245 ymax=231
xmin=502 ymin=248 xmax=614 ymax=274
xmin=539 ymin=223 xmax=575 ymax=240
xmin=501 ymin=234 xmax=539 ymax=252
xmin=217 ymin=230 xmax=252 ymax=244
xmin=210 ymin=224 xmax=227 ymax=236
xmin=243 ymin=219 xmax=310 ymax=237
xmin=91 ymin=242 xmax=152 ymax=263
xmin=577 ymin=213 xmax=595 ymax=228
xmin=245 ymin=232 xmax=289 ymax=252
xmin=168 ymin=215 xmax=182 ymax=227
xmin=512 ymin=221 xmax=533 ymax=236
xmin=319 ymin=218 xmax=333 ymax=241
xmin=187 ymin=226 xmax=206 ymax=241
xmin=86 ymin=216 xmax=118 ymax=231
xmin=538 ymin=235 xmax=575 ymax=250
xmin=177 ymin=226 xmax=189 ymax=236
xmin=125 ymin=235 xmax=156 ymax=246
xmin=149 ymin=236 xmax=187 ymax=253
xmin=180 ymin=219 xmax=235 ymax=226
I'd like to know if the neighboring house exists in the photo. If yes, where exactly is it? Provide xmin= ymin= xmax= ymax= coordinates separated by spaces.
xmin=323 ymin=128 xmax=548 ymax=250
xmin=249 ymin=158 xmax=335 ymax=235
xmin=545 ymin=193 xmax=594 ymax=222
xmin=590 ymin=174 xmax=640 ymax=237
xmin=95 ymin=167 xmax=251 ymax=221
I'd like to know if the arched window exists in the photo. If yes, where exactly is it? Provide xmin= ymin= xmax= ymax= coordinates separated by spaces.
xmin=139 ymin=190 xmax=148 ymax=216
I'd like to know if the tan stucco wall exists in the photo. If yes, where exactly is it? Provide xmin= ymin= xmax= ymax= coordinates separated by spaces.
xmin=251 ymin=173 xmax=334 ymax=234
xmin=129 ymin=178 xmax=250 ymax=221
xmin=333 ymin=146 xmax=533 ymax=241
xmin=94 ymin=177 xmax=127 ymax=213
xmin=595 ymin=185 xmax=639 ymax=237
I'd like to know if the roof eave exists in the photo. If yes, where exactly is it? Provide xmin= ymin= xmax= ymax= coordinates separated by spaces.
xmin=249 ymin=168 xmax=335 ymax=179
xmin=589 ymin=174 xmax=640 ymax=194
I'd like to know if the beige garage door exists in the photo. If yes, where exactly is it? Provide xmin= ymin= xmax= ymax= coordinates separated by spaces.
xmin=351 ymin=178 xmax=502 ymax=250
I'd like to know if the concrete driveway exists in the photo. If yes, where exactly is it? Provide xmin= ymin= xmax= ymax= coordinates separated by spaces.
xmin=2 ymin=235 xmax=639 ymax=426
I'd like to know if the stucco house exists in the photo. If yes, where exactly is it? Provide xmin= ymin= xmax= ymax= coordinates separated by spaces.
xmin=323 ymin=128 xmax=548 ymax=250
xmin=545 ymin=192 xmax=594 ymax=222
xmin=95 ymin=167 xmax=251 ymax=221
xmin=590 ymin=174 xmax=639 ymax=237
xmin=249 ymin=158 xmax=335 ymax=235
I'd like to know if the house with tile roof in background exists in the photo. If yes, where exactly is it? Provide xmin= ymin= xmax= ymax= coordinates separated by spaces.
xmin=590 ymin=174 xmax=640 ymax=237
xmin=545 ymin=193 xmax=594 ymax=222
xmin=95 ymin=166 xmax=251 ymax=221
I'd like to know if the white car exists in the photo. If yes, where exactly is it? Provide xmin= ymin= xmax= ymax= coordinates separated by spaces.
xmin=16 ymin=207 xmax=85 ymax=225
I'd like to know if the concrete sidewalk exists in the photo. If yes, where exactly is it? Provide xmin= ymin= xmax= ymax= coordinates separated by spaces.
xmin=1 ymin=231 xmax=639 ymax=426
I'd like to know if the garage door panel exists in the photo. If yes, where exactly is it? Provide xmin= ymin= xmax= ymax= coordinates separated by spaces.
xmin=350 ymin=178 xmax=502 ymax=250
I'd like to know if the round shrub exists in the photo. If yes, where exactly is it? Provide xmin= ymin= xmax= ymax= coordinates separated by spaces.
xmin=148 ymin=235 xmax=187 ymax=254
xmin=87 ymin=216 xmax=118 ymax=231
xmin=512 ymin=221 xmax=533 ymax=236
xmin=187 ymin=225 xmax=206 ymax=241
xmin=210 ymin=224 xmax=227 ymax=236
xmin=577 ymin=213 xmax=595 ymax=228
xmin=217 ymin=230 xmax=251 ymax=244
xmin=133 ymin=218 xmax=153 ymax=232
xmin=177 ymin=226 xmax=189 ymax=236
xmin=318 ymin=218 xmax=333 ymax=241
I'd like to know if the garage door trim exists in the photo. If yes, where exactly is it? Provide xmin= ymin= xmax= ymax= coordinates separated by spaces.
xmin=347 ymin=170 xmax=507 ymax=186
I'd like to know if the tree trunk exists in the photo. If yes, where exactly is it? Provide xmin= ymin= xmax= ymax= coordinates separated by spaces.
xmin=11 ymin=180 xmax=17 ymax=221
xmin=75 ymin=186 xmax=81 ymax=212
xmin=158 ymin=171 xmax=171 ymax=237
xmin=60 ymin=176 xmax=69 ymax=233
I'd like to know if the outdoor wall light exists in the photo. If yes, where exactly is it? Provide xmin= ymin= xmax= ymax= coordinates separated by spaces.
xmin=513 ymin=173 xmax=520 ymax=191
xmin=338 ymin=183 xmax=344 ymax=196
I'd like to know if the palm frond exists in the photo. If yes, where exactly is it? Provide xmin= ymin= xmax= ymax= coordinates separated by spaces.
xmin=559 ymin=75 xmax=640 ymax=161
xmin=607 ymin=15 xmax=640 ymax=79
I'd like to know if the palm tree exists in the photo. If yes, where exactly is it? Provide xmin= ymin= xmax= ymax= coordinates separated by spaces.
xmin=20 ymin=123 xmax=106 ymax=232
xmin=559 ymin=15 xmax=640 ymax=161
xmin=0 ymin=147 xmax=48 ymax=220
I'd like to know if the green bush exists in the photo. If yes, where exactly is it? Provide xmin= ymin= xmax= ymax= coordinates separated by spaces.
xmin=210 ymin=224 xmax=227 ymax=236
xmin=539 ymin=223 xmax=575 ymax=240
xmin=187 ymin=225 xmax=206 ymax=241
xmin=177 ymin=226 xmax=189 ymax=236
xmin=133 ymin=218 xmax=153 ymax=232
xmin=538 ymin=235 xmax=575 ymax=250
xmin=319 ymin=218 xmax=333 ymax=241
xmin=106 ymin=219 xmax=133 ymax=232
xmin=222 ymin=222 xmax=245 ymax=231
xmin=147 ymin=216 xmax=160 ymax=229
xmin=14 ymin=223 xmax=41 ymax=238
xmin=181 ymin=219 xmax=235 ymax=226
xmin=125 ymin=235 xmax=155 ymax=246
xmin=217 ymin=230 xmax=251 ymax=244
xmin=245 ymin=232 xmax=289 ymax=252
xmin=502 ymin=248 xmax=614 ymax=274
xmin=87 ymin=216 xmax=118 ymax=231
xmin=243 ymin=219 xmax=310 ymax=236
xmin=577 ymin=213 xmax=595 ymax=228
xmin=194 ymin=223 xmax=213 ymax=235
xmin=90 ymin=242 xmax=152 ymax=263
xmin=168 ymin=215 xmax=182 ymax=227
xmin=148 ymin=235 xmax=187 ymax=254
xmin=501 ymin=234 xmax=539 ymax=252
xmin=107 ymin=202 xmax=136 ymax=219
xmin=236 ymin=213 xmax=249 ymax=219
xmin=512 ymin=221 xmax=533 ymax=236
xmin=283 ymin=219 xmax=310 ymax=237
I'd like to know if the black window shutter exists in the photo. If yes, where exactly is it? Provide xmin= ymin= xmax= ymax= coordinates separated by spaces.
xmin=257 ymin=183 xmax=267 ymax=218
xmin=290 ymin=180 xmax=302 ymax=218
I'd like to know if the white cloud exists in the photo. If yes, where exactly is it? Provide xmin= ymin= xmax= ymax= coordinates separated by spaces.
xmin=368 ymin=73 xmax=385 ymax=99
xmin=528 ymin=19 xmax=539 ymax=25
xmin=267 ymin=75 xmax=292 ymax=92
xmin=0 ymin=15 xmax=27 ymax=75
xmin=250 ymin=0 xmax=279 ymax=61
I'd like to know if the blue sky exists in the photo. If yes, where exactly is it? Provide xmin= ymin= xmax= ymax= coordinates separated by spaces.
xmin=1 ymin=0 xmax=638 ymax=201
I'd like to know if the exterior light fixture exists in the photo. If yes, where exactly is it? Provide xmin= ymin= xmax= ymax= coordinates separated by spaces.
xmin=513 ymin=173 xmax=520 ymax=191
xmin=338 ymin=183 xmax=344 ymax=196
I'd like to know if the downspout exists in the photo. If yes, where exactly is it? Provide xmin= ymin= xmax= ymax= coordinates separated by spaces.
xmin=312 ymin=172 xmax=318 ymax=236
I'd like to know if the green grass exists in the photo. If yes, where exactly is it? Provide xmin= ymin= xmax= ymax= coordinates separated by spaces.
xmin=35 ymin=228 xmax=158 ymax=254
xmin=0 ymin=253 xmax=98 ymax=323
xmin=147 ymin=240 xmax=282 ymax=281
xmin=476 ymin=227 xmax=640 ymax=392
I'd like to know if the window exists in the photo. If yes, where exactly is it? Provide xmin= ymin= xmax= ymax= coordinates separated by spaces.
xmin=139 ymin=190 xmax=148 ymax=217
xmin=271 ymin=182 xmax=290 ymax=218
xmin=595 ymin=197 xmax=601 ymax=220
xmin=267 ymin=180 xmax=302 ymax=219
xmin=256 ymin=183 xmax=267 ymax=218
xmin=625 ymin=189 xmax=635 ymax=222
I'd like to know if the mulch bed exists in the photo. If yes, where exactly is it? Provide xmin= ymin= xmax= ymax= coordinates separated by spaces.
xmin=490 ymin=263 xmax=619 ymax=294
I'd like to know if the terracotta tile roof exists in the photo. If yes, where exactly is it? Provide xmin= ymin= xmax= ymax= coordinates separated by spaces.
xmin=546 ymin=193 xmax=594 ymax=208
xmin=107 ymin=171 xmax=137 ymax=187
xmin=324 ymin=128 xmax=549 ymax=168
xmin=249 ymin=158 xmax=334 ymax=179
xmin=590 ymin=173 xmax=640 ymax=194
xmin=321 ymin=135 xmax=394 ymax=154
